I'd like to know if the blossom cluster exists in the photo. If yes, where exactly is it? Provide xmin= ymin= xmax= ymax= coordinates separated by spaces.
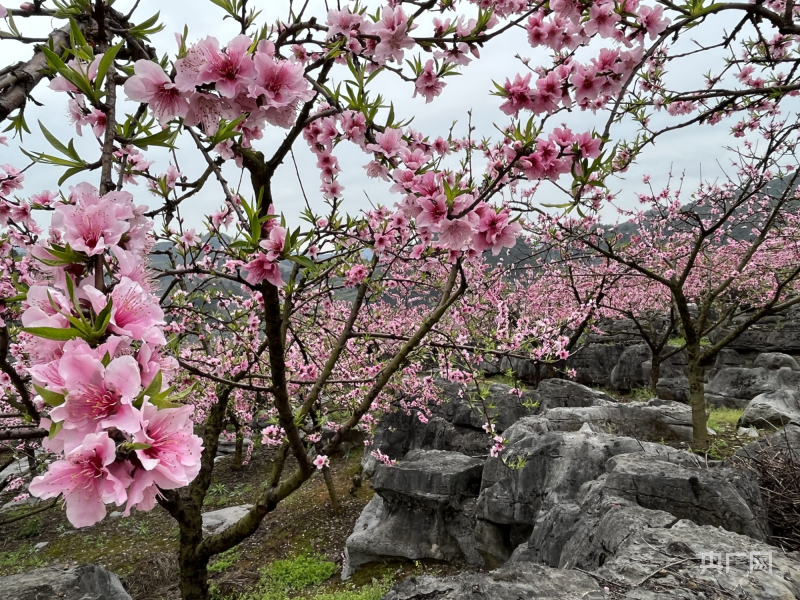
xmin=1 ymin=179 xmax=204 ymax=528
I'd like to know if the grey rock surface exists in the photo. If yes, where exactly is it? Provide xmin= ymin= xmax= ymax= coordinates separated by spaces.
xmin=741 ymin=389 xmax=800 ymax=428
xmin=753 ymin=352 xmax=800 ymax=371
xmin=536 ymin=378 xmax=613 ymax=411
xmin=604 ymin=453 xmax=769 ymax=540
xmin=597 ymin=519 xmax=800 ymax=600
xmin=345 ymin=450 xmax=485 ymax=578
xmin=566 ymin=343 xmax=624 ymax=387
xmin=610 ymin=344 xmax=651 ymax=392
xmin=201 ymin=504 xmax=252 ymax=535
xmin=705 ymin=366 xmax=800 ymax=409
xmin=544 ymin=399 xmax=693 ymax=442
xmin=381 ymin=562 xmax=604 ymax=600
xmin=0 ymin=564 xmax=131 ymax=600
xmin=371 ymin=450 xmax=484 ymax=501
xmin=655 ymin=376 xmax=690 ymax=403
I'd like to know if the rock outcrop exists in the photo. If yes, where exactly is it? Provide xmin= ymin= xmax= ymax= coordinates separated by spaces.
xmin=0 ymin=564 xmax=131 ymax=600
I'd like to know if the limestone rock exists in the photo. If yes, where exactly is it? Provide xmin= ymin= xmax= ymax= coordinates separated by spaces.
xmin=201 ymin=504 xmax=252 ymax=535
xmin=381 ymin=562 xmax=604 ymax=600
xmin=705 ymin=366 xmax=800 ymax=409
xmin=741 ymin=389 xmax=800 ymax=428
xmin=344 ymin=451 xmax=485 ymax=578
xmin=604 ymin=453 xmax=769 ymax=540
xmin=544 ymin=399 xmax=693 ymax=442
xmin=610 ymin=344 xmax=651 ymax=392
xmin=0 ymin=564 xmax=131 ymax=600
xmin=537 ymin=378 xmax=613 ymax=411
xmin=753 ymin=352 xmax=800 ymax=371
xmin=566 ymin=343 xmax=624 ymax=387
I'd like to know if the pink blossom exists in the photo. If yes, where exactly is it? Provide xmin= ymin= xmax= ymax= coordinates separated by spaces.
xmin=29 ymin=432 xmax=128 ymax=527
xmin=124 ymin=61 xmax=190 ymax=124
xmin=499 ymin=73 xmax=534 ymax=116
xmin=53 ymin=194 xmax=131 ymax=257
xmin=414 ymin=60 xmax=446 ymax=103
xmin=313 ymin=454 xmax=329 ymax=469
xmin=250 ymin=54 xmax=313 ymax=108
xmin=197 ymin=35 xmax=256 ymax=97
xmin=345 ymin=264 xmax=369 ymax=287
xmin=243 ymin=253 xmax=284 ymax=287
xmin=185 ymin=92 xmax=232 ymax=135
xmin=132 ymin=401 xmax=203 ymax=490
xmin=50 ymin=354 xmax=142 ymax=435
xmin=637 ymin=5 xmax=669 ymax=40
xmin=373 ymin=7 xmax=415 ymax=64
xmin=0 ymin=164 xmax=24 ymax=197
xmin=259 ymin=226 xmax=286 ymax=260
xmin=84 ymin=277 xmax=166 ymax=344
xmin=438 ymin=218 xmax=475 ymax=251
xmin=366 ymin=128 xmax=405 ymax=158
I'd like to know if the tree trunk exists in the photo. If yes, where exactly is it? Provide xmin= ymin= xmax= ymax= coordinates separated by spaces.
xmin=232 ymin=433 xmax=244 ymax=471
xmin=687 ymin=349 xmax=709 ymax=448
xmin=322 ymin=465 xmax=341 ymax=515
xmin=178 ymin=508 xmax=210 ymax=600
xmin=649 ymin=355 xmax=661 ymax=396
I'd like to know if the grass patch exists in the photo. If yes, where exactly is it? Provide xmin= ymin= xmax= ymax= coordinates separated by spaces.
xmin=225 ymin=553 xmax=378 ymax=600
xmin=628 ymin=386 xmax=653 ymax=401
xmin=0 ymin=545 xmax=46 ymax=575
xmin=707 ymin=408 xmax=744 ymax=432
xmin=209 ymin=547 xmax=241 ymax=574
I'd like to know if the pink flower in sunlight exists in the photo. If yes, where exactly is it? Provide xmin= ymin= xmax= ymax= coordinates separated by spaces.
xmin=198 ymin=35 xmax=257 ymax=98
xmin=250 ymin=54 xmax=314 ymax=108
xmin=373 ymin=6 xmax=415 ymax=64
xmin=313 ymin=455 xmax=329 ymax=470
xmin=124 ymin=60 xmax=190 ymax=124
xmin=85 ymin=277 xmax=166 ymax=344
xmin=345 ymin=264 xmax=369 ymax=287
xmin=50 ymin=354 xmax=142 ymax=434
xmin=416 ymin=196 xmax=449 ymax=231
xmin=243 ymin=253 xmax=284 ymax=287
xmin=29 ymin=432 xmax=128 ymax=527
xmin=184 ymin=92 xmax=232 ymax=135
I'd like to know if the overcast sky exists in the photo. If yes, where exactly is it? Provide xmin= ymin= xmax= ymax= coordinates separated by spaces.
xmin=0 ymin=1 xmax=765 ymax=230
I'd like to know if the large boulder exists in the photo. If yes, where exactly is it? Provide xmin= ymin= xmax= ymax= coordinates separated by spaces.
xmin=434 ymin=380 xmax=539 ymax=432
xmin=543 ymin=399 xmax=693 ymax=442
xmin=655 ymin=376 xmax=690 ymax=403
xmin=536 ymin=378 xmax=613 ymax=411
xmin=202 ymin=504 xmax=252 ymax=534
xmin=753 ymin=352 xmax=800 ymax=371
xmin=596 ymin=519 xmax=800 ymax=600
xmin=381 ymin=562 xmax=604 ymax=600
xmin=604 ymin=453 xmax=769 ymax=540
xmin=704 ymin=365 xmax=800 ymax=409
xmin=710 ymin=307 xmax=800 ymax=353
xmin=610 ymin=344 xmax=651 ymax=392
xmin=741 ymin=389 xmax=800 ymax=428
xmin=344 ymin=450 xmax=485 ymax=578
xmin=473 ymin=430 xmax=695 ymax=564
xmin=0 ymin=564 xmax=131 ymax=600
xmin=566 ymin=343 xmax=625 ymax=387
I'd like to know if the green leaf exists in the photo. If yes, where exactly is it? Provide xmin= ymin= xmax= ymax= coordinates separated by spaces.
xmin=94 ymin=43 xmax=123 ymax=94
xmin=49 ymin=420 xmax=64 ymax=439
xmin=143 ymin=370 xmax=163 ymax=398
xmin=33 ymin=384 xmax=65 ymax=407
xmin=126 ymin=442 xmax=152 ymax=451
xmin=287 ymin=255 xmax=315 ymax=269
xmin=22 ymin=326 xmax=83 ymax=341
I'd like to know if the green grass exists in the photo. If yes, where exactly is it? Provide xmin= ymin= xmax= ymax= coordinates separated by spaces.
xmin=628 ymin=386 xmax=653 ymax=401
xmin=707 ymin=408 xmax=744 ymax=432
xmin=0 ymin=545 xmax=46 ymax=575
xmin=226 ymin=554 xmax=392 ymax=600
xmin=209 ymin=547 xmax=241 ymax=574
